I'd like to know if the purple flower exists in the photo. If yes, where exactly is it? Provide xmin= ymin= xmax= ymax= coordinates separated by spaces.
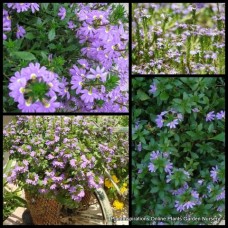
xmin=30 ymin=3 xmax=40 ymax=13
xmin=81 ymin=89 xmax=99 ymax=103
xmin=70 ymin=159 xmax=76 ymax=167
xmin=3 ymin=10 xmax=11 ymax=40
xmin=216 ymin=189 xmax=225 ymax=201
xmin=149 ymin=83 xmax=157 ymax=94
xmin=8 ymin=63 xmax=62 ymax=112
xmin=166 ymin=119 xmax=179 ymax=129
xmin=16 ymin=25 xmax=26 ymax=39
xmin=36 ymin=97 xmax=60 ymax=112
xmin=68 ymin=20 xmax=75 ymax=29
xmin=52 ymin=160 xmax=65 ymax=168
xmin=192 ymin=108 xmax=199 ymax=113
xmin=137 ymin=142 xmax=142 ymax=152
xmin=206 ymin=111 xmax=215 ymax=122
xmin=69 ymin=186 xmax=76 ymax=193
xmin=7 ymin=3 xmax=30 ymax=13
xmin=148 ymin=163 xmax=155 ymax=172
xmin=165 ymin=161 xmax=173 ymax=174
xmin=50 ymin=184 xmax=57 ymax=190
xmin=155 ymin=115 xmax=164 ymax=128
xmin=184 ymin=201 xmax=196 ymax=210
xmin=175 ymin=200 xmax=185 ymax=212
xmin=38 ymin=188 xmax=48 ymax=194
xmin=191 ymin=190 xmax=199 ymax=199
xmin=210 ymin=166 xmax=219 ymax=182
xmin=216 ymin=110 xmax=225 ymax=120
xmin=58 ymin=7 xmax=66 ymax=20
xmin=198 ymin=179 xmax=204 ymax=185
xmin=87 ymin=66 xmax=108 ymax=82
xmin=150 ymin=151 xmax=160 ymax=160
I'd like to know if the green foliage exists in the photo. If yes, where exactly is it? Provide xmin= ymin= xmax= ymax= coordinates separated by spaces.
xmin=132 ymin=77 xmax=225 ymax=225
xmin=109 ymin=4 xmax=128 ymax=24
xmin=3 ymin=160 xmax=26 ymax=221
xmin=104 ymin=74 xmax=119 ymax=92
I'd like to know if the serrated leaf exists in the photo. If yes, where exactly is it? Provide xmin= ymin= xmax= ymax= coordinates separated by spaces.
xmin=11 ymin=51 xmax=36 ymax=61
xmin=210 ymin=132 xmax=225 ymax=142
xmin=48 ymin=28 xmax=56 ymax=41
xmin=137 ymin=90 xmax=150 ymax=101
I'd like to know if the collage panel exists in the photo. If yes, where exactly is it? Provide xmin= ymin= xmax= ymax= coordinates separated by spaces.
xmin=132 ymin=3 xmax=225 ymax=75
xmin=3 ymin=3 xmax=129 ymax=113
xmin=131 ymin=77 xmax=225 ymax=225
xmin=3 ymin=115 xmax=129 ymax=225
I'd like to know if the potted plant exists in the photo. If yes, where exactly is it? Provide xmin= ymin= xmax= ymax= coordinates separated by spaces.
xmin=3 ymin=116 xmax=128 ymax=224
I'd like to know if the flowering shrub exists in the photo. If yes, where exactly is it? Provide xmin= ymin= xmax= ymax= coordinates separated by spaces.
xmin=132 ymin=77 xmax=225 ymax=225
xmin=132 ymin=3 xmax=225 ymax=74
xmin=3 ymin=116 xmax=128 ymax=209
xmin=3 ymin=3 xmax=128 ymax=112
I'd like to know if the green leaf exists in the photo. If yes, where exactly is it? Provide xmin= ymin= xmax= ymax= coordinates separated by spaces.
xmin=150 ymin=187 xmax=159 ymax=193
xmin=210 ymin=132 xmax=225 ymax=142
xmin=11 ymin=51 xmax=36 ymax=61
xmin=160 ymin=91 xmax=169 ymax=101
xmin=137 ymin=90 xmax=150 ymax=101
xmin=25 ymin=32 xmax=35 ymax=40
xmin=41 ymin=3 xmax=49 ymax=10
xmin=104 ymin=74 xmax=119 ymax=92
xmin=48 ymin=28 xmax=56 ymax=41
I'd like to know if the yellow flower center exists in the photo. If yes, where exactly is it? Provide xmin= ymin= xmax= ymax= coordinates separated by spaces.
xmin=48 ymin=82 xmax=53 ymax=88
xmin=30 ymin=73 xmax=37 ymax=79
xmin=88 ymin=26 xmax=92 ymax=30
xmin=25 ymin=101 xmax=31 ymax=107
xmin=44 ymin=102 xmax=50 ymax=108
xmin=19 ymin=87 xmax=25 ymax=94
xmin=96 ymin=74 xmax=101 ymax=78
xmin=88 ymin=91 xmax=92 ymax=95
xmin=82 ymin=64 xmax=86 ymax=68
xmin=79 ymin=81 xmax=83 ymax=86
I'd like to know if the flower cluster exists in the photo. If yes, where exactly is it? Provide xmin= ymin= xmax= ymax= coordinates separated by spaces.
xmin=8 ymin=63 xmax=64 ymax=112
xmin=132 ymin=77 xmax=225 ymax=225
xmin=3 ymin=3 xmax=129 ymax=112
xmin=148 ymin=151 xmax=173 ymax=174
xmin=4 ymin=116 xmax=128 ymax=208
xmin=68 ymin=3 xmax=129 ymax=112
xmin=132 ymin=3 xmax=225 ymax=74
xmin=206 ymin=110 xmax=225 ymax=122
xmin=3 ymin=9 xmax=11 ymax=40
xmin=155 ymin=110 xmax=183 ymax=129
xmin=6 ymin=3 xmax=40 ymax=13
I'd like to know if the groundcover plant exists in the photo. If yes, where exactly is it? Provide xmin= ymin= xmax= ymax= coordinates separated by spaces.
xmin=132 ymin=77 xmax=225 ymax=225
xmin=132 ymin=3 xmax=225 ymax=74
xmin=3 ymin=116 xmax=129 ymax=209
xmin=3 ymin=3 xmax=129 ymax=112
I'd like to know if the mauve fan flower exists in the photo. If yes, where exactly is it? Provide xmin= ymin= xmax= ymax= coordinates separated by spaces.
xmin=16 ymin=24 xmax=26 ymax=39
xmin=8 ymin=63 xmax=62 ymax=113
xmin=58 ymin=7 xmax=66 ymax=20
xmin=81 ymin=89 xmax=99 ymax=103
xmin=87 ymin=66 xmax=108 ymax=82
xmin=206 ymin=111 xmax=215 ymax=122
xmin=3 ymin=9 xmax=11 ymax=40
